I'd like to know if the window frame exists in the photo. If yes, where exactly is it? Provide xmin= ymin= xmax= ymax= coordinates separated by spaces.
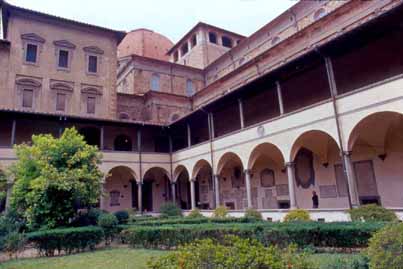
xmin=87 ymin=55 xmax=98 ymax=74
xmin=56 ymin=92 xmax=67 ymax=112
xmin=150 ymin=73 xmax=160 ymax=91
xmin=21 ymin=33 xmax=45 ymax=66
xmin=83 ymin=46 xmax=104 ymax=76
xmin=22 ymin=88 xmax=34 ymax=108
xmin=186 ymin=79 xmax=194 ymax=96
xmin=57 ymin=49 xmax=69 ymax=69
xmin=25 ymin=43 xmax=38 ymax=64
xmin=222 ymin=36 xmax=233 ymax=48
xmin=180 ymin=43 xmax=189 ymax=56
xmin=86 ymin=95 xmax=96 ymax=114
xmin=190 ymin=34 xmax=197 ymax=48
xmin=209 ymin=32 xmax=217 ymax=44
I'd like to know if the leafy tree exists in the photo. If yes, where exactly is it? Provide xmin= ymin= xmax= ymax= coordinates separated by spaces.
xmin=9 ymin=128 xmax=103 ymax=229
xmin=0 ymin=169 xmax=7 ymax=211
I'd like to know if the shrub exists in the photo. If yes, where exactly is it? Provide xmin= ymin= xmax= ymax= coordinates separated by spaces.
xmin=244 ymin=208 xmax=263 ymax=221
xmin=213 ymin=206 xmax=228 ymax=218
xmin=27 ymin=226 xmax=103 ymax=256
xmin=123 ymin=222 xmax=384 ymax=249
xmin=114 ymin=210 xmax=129 ymax=224
xmin=159 ymin=202 xmax=182 ymax=218
xmin=187 ymin=208 xmax=204 ymax=219
xmin=2 ymin=232 xmax=26 ymax=258
xmin=148 ymin=236 xmax=315 ymax=269
xmin=367 ymin=223 xmax=403 ymax=269
xmin=349 ymin=204 xmax=397 ymax=222
xmin=71 ymin=208 xmax=105 ymax=227
xmin=97 ymin=213 xmax=119 ymax=245
xmin=284 ymin=209 xmax=311 ymax=222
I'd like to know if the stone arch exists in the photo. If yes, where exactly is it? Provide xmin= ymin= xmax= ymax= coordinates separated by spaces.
xmin=143 ymin=166 xmax=171 ymax=182
xmin=347 ymin=111 xmax=403 ymax=152
xmin=216 ymin=152 xmax=244 ymax=175
xmin=192 ymin=159 xmax=212 ymax=179
xmin=216 ymin=152 xmax=245 ymax=210
xmin=290 ymin=130 xmax=341 ymax=162
xmin=173 ymin=165 xmax=189 ymax=183
xmin=191 ymin=159 xmax=214 ymax=209
xmin=289 ymin=130 xmax=347 ymax=209
xmin=247 ymin=143 xmax=287 ymax=209
xmin=174 ymin=165 xmax=192 ymax=210
xmin=104 ymin=166 xmax=138 ymax=212
xmin=142 ymin=167 xmax=172 ymax=212
xmin=248 ymin=142 xmax=285 ymax=170
xmin=346 ymin=111 xmax=403 ymax=207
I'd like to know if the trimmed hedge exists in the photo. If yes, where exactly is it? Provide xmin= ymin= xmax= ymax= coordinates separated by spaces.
xmin=27 ymin=226 xmax=104 ymax=256
xmin=122 ymin=222 xmax=385 ymax=249
xmin=126 ymin=216 xmax=260 ymax=227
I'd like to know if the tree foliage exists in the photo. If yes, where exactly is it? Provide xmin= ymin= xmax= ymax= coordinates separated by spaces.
xmin=10 ymin=128 xmax=103 ymax=229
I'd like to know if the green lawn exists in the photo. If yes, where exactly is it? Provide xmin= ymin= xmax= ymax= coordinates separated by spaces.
xmin=0 ymin=248 xmax=166 ymax=269
xmin=0 ymin=248 xmax=363 ymax=269
xmin=310 ymin=253 xmax=366 ymax=269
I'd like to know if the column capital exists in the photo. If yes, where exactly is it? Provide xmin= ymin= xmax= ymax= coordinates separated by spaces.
xmin=171 ymin=181 xmax=177 ymax=185
xmin=343 ymin=151 xmax=352 ymax=157
xmin=190 ymin=178 xmax=196 ymax=182
xmin=244 ymin=169 xmax=251 ymax=175
xmin=137 ymin=180 xmax=143 ymax=186
xmin=285 ymin=162 xmax=295 ymax=168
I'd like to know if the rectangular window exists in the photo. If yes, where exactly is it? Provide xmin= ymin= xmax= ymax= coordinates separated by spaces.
xmin=87 ymin=96 xmax=96 ymax=114
xmin=56 ymin=93 xmax=66 ymax=111
xmin=209 ymin=32 xmax=217 ymax=44
xmin=26 ymin=44 xmax=38 ymax=63
xmin=22 ymin=89 xmax=33 ymax=108
xmin=181 ymin=43 xmax=189 ymax=56
xmin=58 ymin=50 xmax=69 ymax=68
xmin=88 ymin=55 xmax=98 ymax=73
xmin=222 ymin=36 xmax=233 ymax=48
xmin=191 ymin=35 xmax=197 ymax=48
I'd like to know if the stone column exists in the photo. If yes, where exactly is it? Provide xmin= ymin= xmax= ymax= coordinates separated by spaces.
xmin=99 ymin=180 xmax=106 ymax=210
xmin=214 ymin=174 xmax=220 ymax=208
xmin=244 ymin=170 xmax=252 ymax=208
xmin=190 ymin=179 xmax=196 ymax=210
xmin=286 ymin=162 xmax=297 ymax=209
xmin=5 ymin=180 xmax=14 ymax=213
xmin=171 ymin=181 xmax=176 ymax=204
xmin=343 ymin=151 xmax=360 ymax=208
xmin=137 ymin=181 xmax=143 ymax=213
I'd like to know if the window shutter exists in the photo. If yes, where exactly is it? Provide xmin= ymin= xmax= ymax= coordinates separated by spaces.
xmin=22 ymin=89 xmax=33 ymax=108
xmin=87 ymin=96 xmax=96 ymax=114
xmin=56 ymin=93 xmax=66 ymax=111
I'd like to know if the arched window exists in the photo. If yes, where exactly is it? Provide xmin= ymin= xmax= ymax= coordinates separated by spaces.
xmin=186 ymin=79 xmax=194 ymax=96
xmin=151 ymin=73 xmax=160 ymax=91
xmin=314 ymin=8 xmax=327 ymax=21
xmin=114 ymin=134 xmax=132 ymax=151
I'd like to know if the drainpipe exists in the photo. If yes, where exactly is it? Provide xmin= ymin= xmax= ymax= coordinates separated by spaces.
xmin=315 ymin=47 xmax=353 ymax=209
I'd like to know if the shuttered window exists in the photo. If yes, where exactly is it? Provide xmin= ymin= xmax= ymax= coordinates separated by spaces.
xmin=56 ymin=93 xmax=66 ymax=111
xmin=87 ymin=96 xmax=96 ymax=114
xmin=22 ymin=89 xmax=33 ymax=108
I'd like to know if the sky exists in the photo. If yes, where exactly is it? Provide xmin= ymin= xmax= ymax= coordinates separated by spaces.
xmin=6 ymin=0 xmax=296 ymax=42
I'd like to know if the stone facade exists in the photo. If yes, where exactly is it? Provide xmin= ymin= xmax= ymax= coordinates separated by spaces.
xmin=1 ymin=0 xmax=403 ymax=221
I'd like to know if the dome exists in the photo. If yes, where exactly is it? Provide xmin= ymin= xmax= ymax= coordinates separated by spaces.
xmin=118 ymin=29 xmax=174 ymax=61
